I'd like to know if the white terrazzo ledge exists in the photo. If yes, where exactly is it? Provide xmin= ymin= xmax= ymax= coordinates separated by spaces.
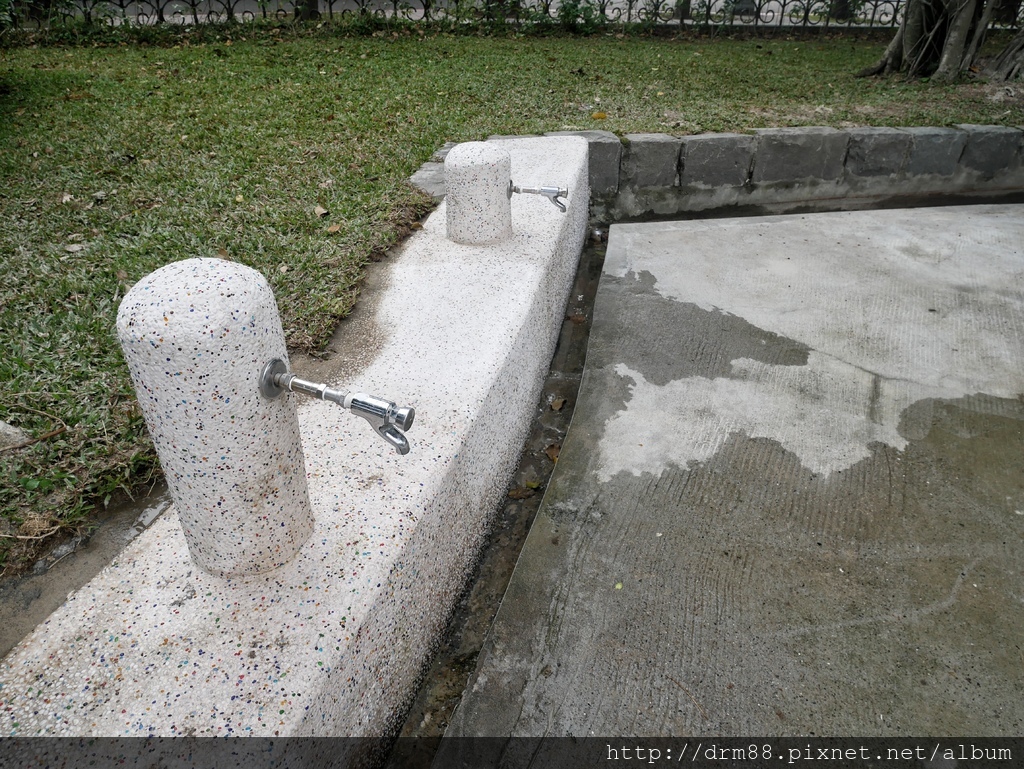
xmin=0 ymin=136 xmax=589 ymax=739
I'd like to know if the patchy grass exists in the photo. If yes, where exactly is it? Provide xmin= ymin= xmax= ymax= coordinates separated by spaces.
xmin=1 ymin=27 xmax=1021 ymax=574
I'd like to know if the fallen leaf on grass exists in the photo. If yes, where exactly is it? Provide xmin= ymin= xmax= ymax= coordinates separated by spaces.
xmin=591 ymin=111 xmax=607 ymax=120
xmin=65 ymin=244 xmax=85 ymax=253
xmin=314 ymin=205 xmax=329 ymax=218
xmin=59 ymin=193 xmax=74 ymax=204
xmin=327 ymin=224 xmax=341 ymax=234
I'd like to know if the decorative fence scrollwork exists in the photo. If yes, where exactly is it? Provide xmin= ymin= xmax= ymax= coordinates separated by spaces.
xmin=6 ymin=0 xmax=1023 ymax=31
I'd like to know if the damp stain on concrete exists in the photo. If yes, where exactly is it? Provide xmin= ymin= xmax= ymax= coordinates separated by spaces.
xmin=592 ymin=206 xmax=1024 ymax=484
xmin=442 ymin=204 xmax=1024 ymax=740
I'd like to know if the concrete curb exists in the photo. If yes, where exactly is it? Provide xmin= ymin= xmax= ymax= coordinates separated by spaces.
xmin=0 ymin=137 xmax=589 ymax=744
xmin=409 ymin=124 xmax=1022 ymax=220
xmin=606 ymin=124 xmax=1024 ymax=219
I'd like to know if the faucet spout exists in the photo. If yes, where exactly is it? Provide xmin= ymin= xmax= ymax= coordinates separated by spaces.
xmin=346 ymin=393 xmax=415 ymax=456
xmin=509 ymin=182 xmax=569 ymax=213
xmin=258 ymin=359 xmax=415 ymax=455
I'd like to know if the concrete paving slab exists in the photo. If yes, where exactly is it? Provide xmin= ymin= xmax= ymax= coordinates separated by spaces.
xmin=442 ymin=204 xmax=1024 ymax=740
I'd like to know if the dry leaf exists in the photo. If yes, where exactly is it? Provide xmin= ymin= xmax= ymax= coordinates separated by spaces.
xmin=567 ymin=313 xmax=586 ymax=325
xmin=235 ymin=194 xmax=244 ymax=203
xmin=524 ymin=480 xmax=542 ymax=489
xmin=544 ymin=443 xmax=561 ymax=462
xmin=60 ymin=193 xmax=74 ymax=204
xmin=279 ymin=264 xmax=289 ymax=274
xmin=65 ymin=244 xmax=85 ymax=253
xmin=507 ymin=487 xmax=535 ymax=500
xmin=550 ymin=397 xmax=566 ymax=411
xmin=314 ymin=205 xmax=329 ymax=218
xmin=217 ymin=248 xmax=229 ymax=259
xmin=591 ymin=111 xmax=607 ymax=120
xmin=327 ymin=224 xmax=341 ymax=234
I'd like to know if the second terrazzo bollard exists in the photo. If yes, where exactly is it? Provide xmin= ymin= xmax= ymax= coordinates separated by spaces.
xmin=116 ymin=258 xmax=314 ymax=578
xmin=445 ymin=141 xmax=513 ymax=244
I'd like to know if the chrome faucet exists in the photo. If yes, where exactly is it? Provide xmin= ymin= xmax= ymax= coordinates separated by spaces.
xmin=259 ymin=359 xmax=415 ymax=455
xmin=508 ymin=181 xmax=569 ymax=213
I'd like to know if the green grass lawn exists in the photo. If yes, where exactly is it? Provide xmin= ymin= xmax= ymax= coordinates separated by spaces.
xmin=1 ymin=24 xmax=1022 ymax=574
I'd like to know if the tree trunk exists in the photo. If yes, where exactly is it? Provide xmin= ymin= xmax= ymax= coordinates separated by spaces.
xmin=934 ymin=0 xmax=978 ymax=80
xmin=294 ymin=0 xmax=321 ymax=20
xmin=856 ymin=14 xmax=906 ymax=75
xmin=858 ymin=0 xmax=1023 ymax=80
xmin=994 ymin=0 xmax=1021 ymax=25
xmin=831 ymin=0 xmax=853 ymax=21
xmin=988 ymin=28 xmax=1024 ymax=79
xmin=962 ymin=0 xmax=998 ymax=69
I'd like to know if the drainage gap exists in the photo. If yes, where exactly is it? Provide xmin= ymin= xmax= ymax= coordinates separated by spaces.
xmin=384 ymin=231 xmax=607 ymax=768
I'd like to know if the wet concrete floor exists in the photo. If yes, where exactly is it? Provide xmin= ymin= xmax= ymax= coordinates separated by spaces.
xmin=438 ymin=204 xmax=1024 ymax=741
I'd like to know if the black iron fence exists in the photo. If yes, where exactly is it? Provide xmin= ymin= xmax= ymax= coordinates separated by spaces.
xmin=6 ymin=0 xmax=1023 ymax=31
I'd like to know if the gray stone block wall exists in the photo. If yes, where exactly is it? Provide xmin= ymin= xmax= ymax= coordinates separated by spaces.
xmin=412 ymin=125 xmax=1024 ymax=220
xmin=680 ymin=133 xmax=755 ymax=188
xmin=845 ymin=127 xmax=911 ymax=178
xmin=902 ymin=127 xmax=968 ymax=176
xmin=547 ymin=130 xmax=622 ymax=195
xmin=752 ymin=126 xmax=848 ymax=183
xmin=621 ymin=133 xmax=682 ymax=188
xmin=956 ymin=124 xmax=1024 ymax=178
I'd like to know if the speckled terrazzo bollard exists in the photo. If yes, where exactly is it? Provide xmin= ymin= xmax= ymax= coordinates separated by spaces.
xmin=116 ymin=258 xmax=314 ymax=578
xmin=445 ymin=141 xmax=513 ymax=244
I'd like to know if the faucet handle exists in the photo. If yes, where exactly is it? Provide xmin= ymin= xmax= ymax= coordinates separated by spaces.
xmin=392 ymin=405 xmax=415 ymax=432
